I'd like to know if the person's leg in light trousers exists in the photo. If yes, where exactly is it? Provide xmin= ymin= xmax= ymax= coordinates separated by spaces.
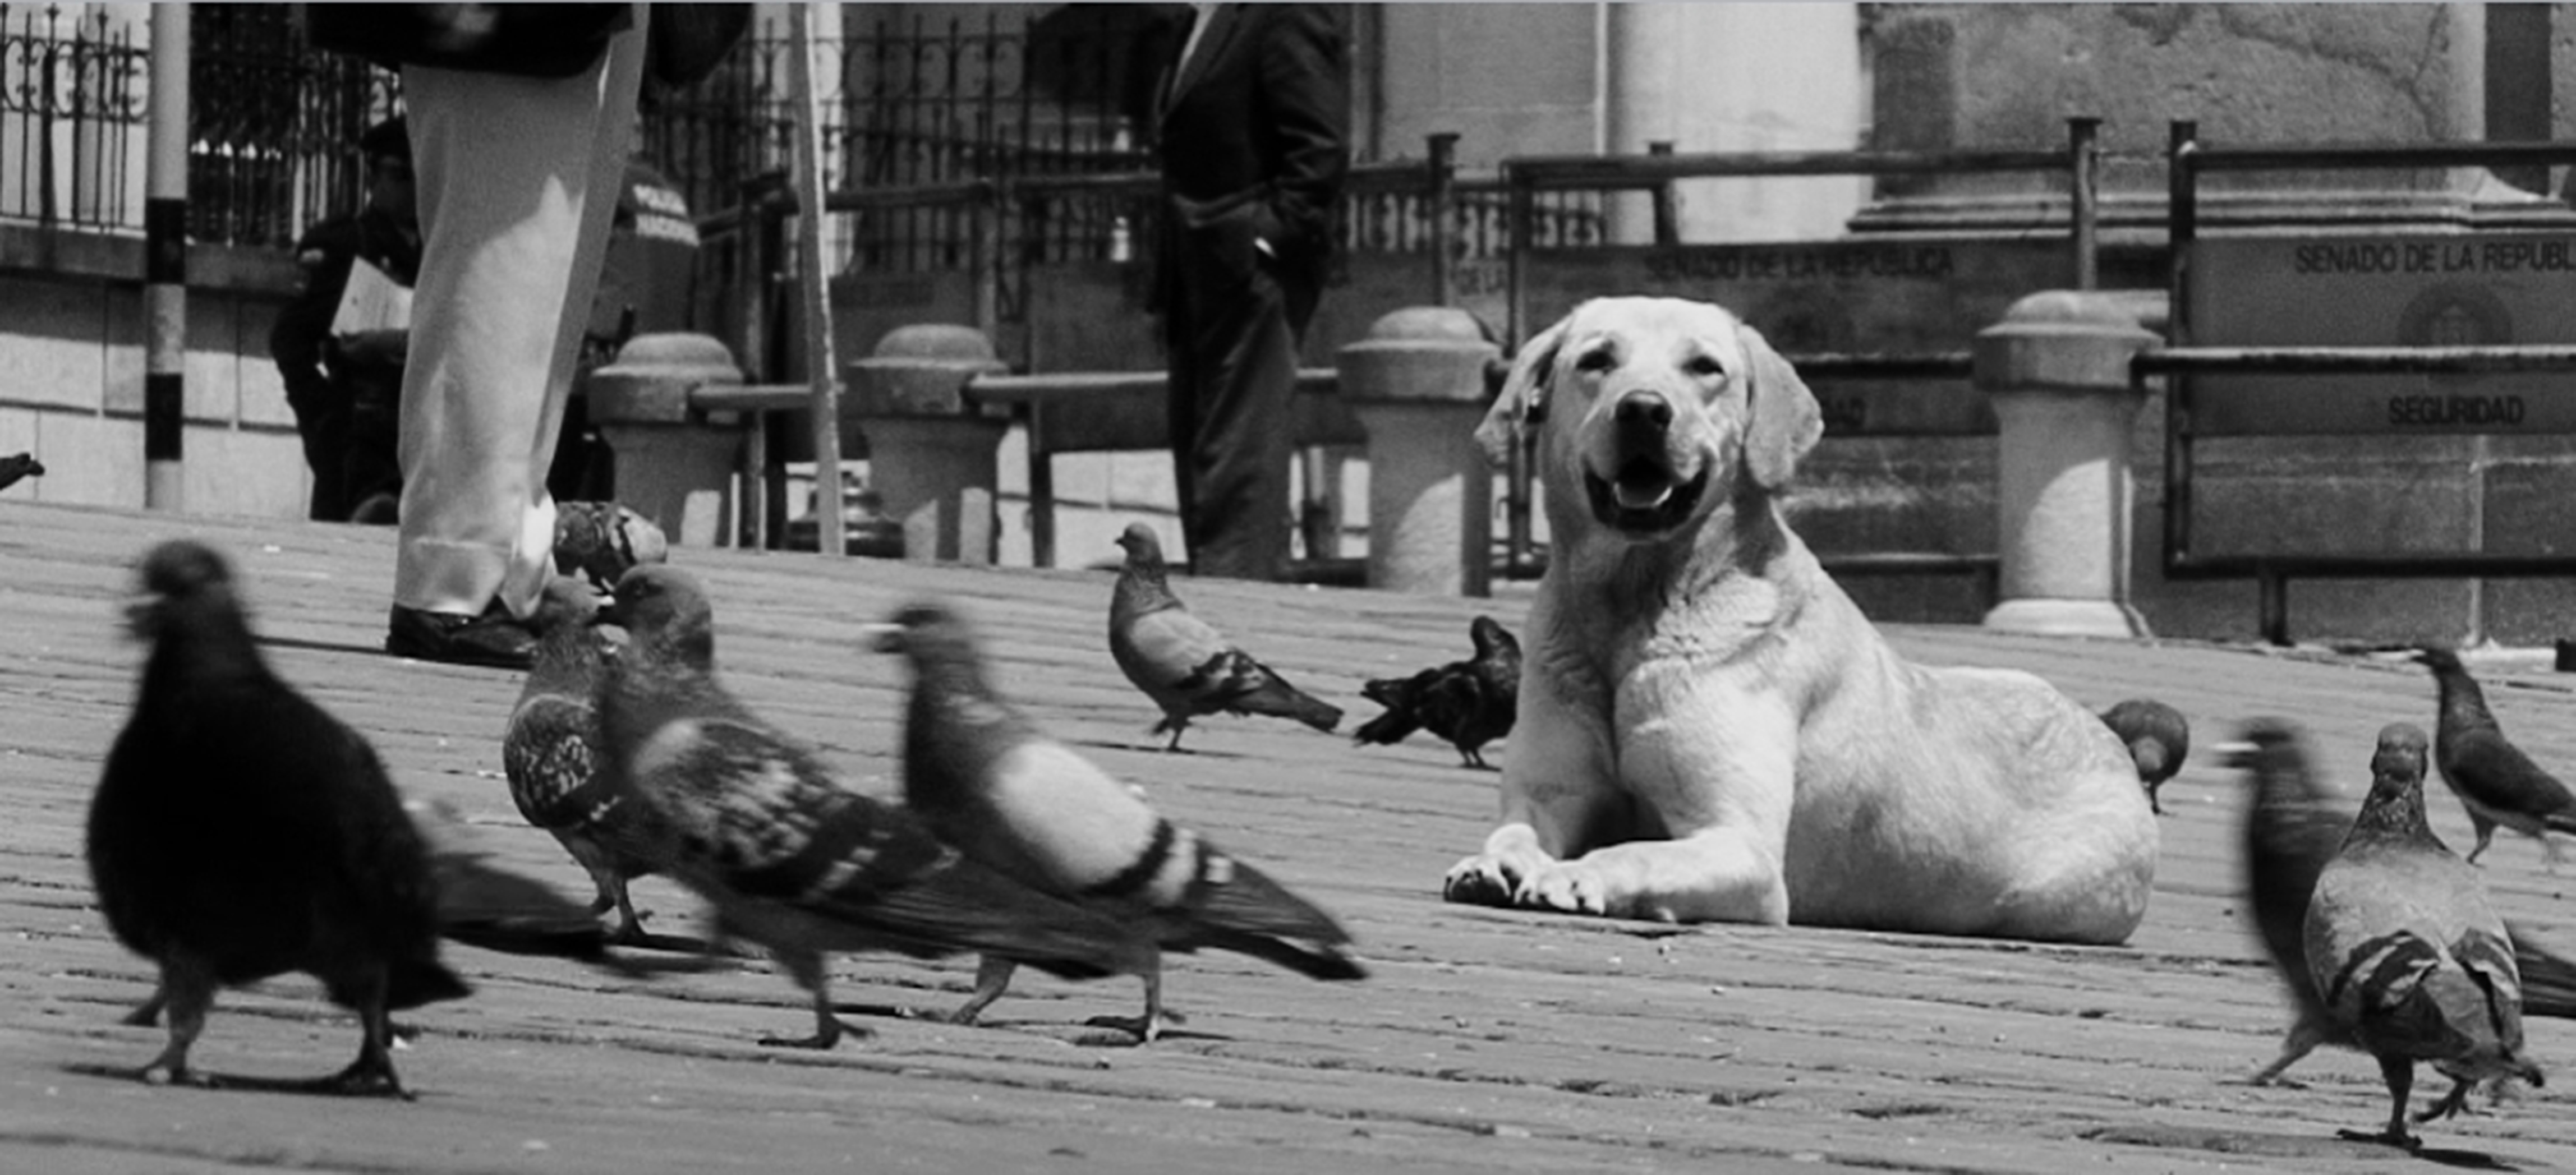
xmin=388 ymin=13 xmax=645 ymax=665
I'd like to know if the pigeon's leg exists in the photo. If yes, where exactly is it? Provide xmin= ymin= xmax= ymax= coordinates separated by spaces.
xmin=2411 ymin=1076 xmax=2478 ymax=1124
xmin=2338 ymin=1055 xmax=2421 ymax=1149
xmin=135 ymin=961 xmax=217 ymax=1089
xmin=761 ymin=951 xmax=869 ymax=1049
xmin=318 ymin=979 xmax=412 ymax=1099
xmin=597 ymin=877 xmax=653 ymax=946
xmin=1160 ymin=721 xmax=1189 ymax=753
xmin=1084 ymin=959 xmax=1182 ymax=1043
xmin=940 ymin=955 xmax=1018 ymax=1026
xmin=121 ymin=983 xmax=168 ymax=1027
xmin=2243 ymin=1016 xmax=2330 ymax=1087
xmin=2147 ymin=783 xmax=2166 ymax=816
xmin=2465 ymin=817 xmax=2497 ymax=865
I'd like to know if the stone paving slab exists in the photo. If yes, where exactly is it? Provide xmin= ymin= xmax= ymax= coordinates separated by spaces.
xmin=1 ymin=500 xmax=2570 ymax=1173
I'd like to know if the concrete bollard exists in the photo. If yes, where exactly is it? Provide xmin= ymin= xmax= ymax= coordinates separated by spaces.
xmin=1971 ymin=291 xmax=2159 ymax=637
xmin=846 ymin=324 xmax=1011 ymax=564
xmin=586 ymin=333 xmax=747 ymax=548
xmin=1339 ymin=307 xmax=1503 ymax=596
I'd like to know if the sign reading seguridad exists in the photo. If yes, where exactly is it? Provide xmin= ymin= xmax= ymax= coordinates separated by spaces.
xmin=2187 ymin=233 xmax=2576 ymax=436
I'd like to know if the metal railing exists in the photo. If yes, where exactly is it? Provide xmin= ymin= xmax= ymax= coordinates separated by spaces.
xmin=2156 ymin=120 xmax=2576 ymax=644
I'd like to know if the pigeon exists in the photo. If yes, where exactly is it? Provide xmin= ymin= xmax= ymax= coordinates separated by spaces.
xmin=2303 ymin=722 xmax=2545 ymax=1148
xmin=0 ymin=451 xmax=42 ymax=492
xmin=877 ymin=600 xmax=1365 ymax=1042
xmin=2413 ymin=647 xmax=2576 ymax=865
xmin=2100 ymin=698 xmax=2190 ymax=815
xmin=553 ymin=501 xmax=668 ymax=592
xmin=2232 ymin=717 xmax=2576 ymax=1088
xmin=503 ymin=576 xmax=663 ymax=945
xmin=1353 ymin=615 xmax=1521 ymax=769
xmin=592 ymin=565 xmax=1155 ymax=1049
xmin=86 ymin=540 xmax=469 ymax=1096
xmin=402 ymin=798 xmax=694 ymax=979
xmin=1109 ymin=522 xmax=1341 ymax=752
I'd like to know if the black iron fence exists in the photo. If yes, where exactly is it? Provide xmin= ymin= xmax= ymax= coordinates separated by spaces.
xmin=2 ymin=4 xmax=1604 ymax=309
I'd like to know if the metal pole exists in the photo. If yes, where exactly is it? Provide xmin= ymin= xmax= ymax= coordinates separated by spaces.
xmin=1426 ymin=131 xmax=1457 ymax=307
xmin=789 ymin=6 xmax=846 ymax=556
xmin=1646 ymin=139 xmax=1678 ymax=247
xmin=2161 ymin=119 xmax=2198 ymax=573
xmin=2067 ymin=116 xmax=2099 ymax=291
xmin=143 ymin=3 xmax=187 ymax=511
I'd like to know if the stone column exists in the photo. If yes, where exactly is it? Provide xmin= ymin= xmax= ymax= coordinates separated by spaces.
xmin=1852 ymin=4 xmax=2537 ymax=238
xmin=586 ymin=333 xmax=747 ymax=548
xmin=1339 ymin=307 xmax=1503 ymax=596
xmin=846 ymin=324 xmax=1011 ymax=564
xmin=1972 ymin=291 xmax=2159 ymax=637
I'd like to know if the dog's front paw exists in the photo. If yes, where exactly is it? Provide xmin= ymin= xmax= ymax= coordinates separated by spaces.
xmin=1443 ymin=854 xmax=1528 ymax=906
xmin=1515 ymin=862 xmax=1612 ymax=916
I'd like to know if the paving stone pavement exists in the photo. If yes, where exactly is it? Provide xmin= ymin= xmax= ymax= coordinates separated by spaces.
xmin=2 ymin=501 xmax=2570 ymax=1173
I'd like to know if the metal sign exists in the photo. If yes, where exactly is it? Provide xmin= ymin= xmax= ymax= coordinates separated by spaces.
xmin=2188 ymin=234 xmax=2576 ymax=435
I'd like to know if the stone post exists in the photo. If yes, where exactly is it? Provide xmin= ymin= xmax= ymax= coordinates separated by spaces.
xmin=1971 ymin=291 xmax=2159 ymax=637
xmin=1338 ymin=307 xmax=1503 ymax=596
xmin=847 ymin=324 xmax=1011 ymax=564
xmin=586 ymin=333 xmax=747 ymax=548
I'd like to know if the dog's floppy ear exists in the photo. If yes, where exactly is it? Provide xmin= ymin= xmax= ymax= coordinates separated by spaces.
xmin=1476 ymin=314 xmax=1572 ymax=468
xmin=1737 ymin=324 xmax=1822 ymax=491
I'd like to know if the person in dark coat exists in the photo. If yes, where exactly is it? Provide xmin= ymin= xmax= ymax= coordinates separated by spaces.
xmin=1152 ymin=3 xmax=1350 ymax=582
xmin=268 ymin=116 xmax=420 ymax=524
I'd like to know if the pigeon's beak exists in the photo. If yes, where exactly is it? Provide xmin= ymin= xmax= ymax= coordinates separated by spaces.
xmin=2209 ymin=738 xmax=2257 ymax=770
xmin=860 ymin=621 xmax=904 ymax=655
xmin=119 ymin=592 xmax=160 ymax=641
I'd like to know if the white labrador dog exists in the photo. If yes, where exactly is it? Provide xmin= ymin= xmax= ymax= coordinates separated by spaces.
xmin=1443 ymin=296 xmax=2156 ymax=944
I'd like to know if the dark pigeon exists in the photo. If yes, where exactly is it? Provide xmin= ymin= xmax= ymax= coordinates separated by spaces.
xmin=87 ymin=540 xmax=469 ymax=1097
xmin=553 ymin=501 xmax=667 ymax=592
xmin=592 ymin=565 xmax=1155 ymax=1049
xmin=1354 ymin=615 xmax=1521 ymax=769
xmin=2414 ymin=647 xmax=2576 ymax=866
xmin=0 ymin=451 xmax=42 ymax=492
xmin=878 ymin=600 xmax=1364 ymax=1042
xmin=2100 ymin=698 xmax=2190 ymax=815
xmin=1108 ymin=522 xmax=1341 ymax=752
xmin=504 ymin=576 xmax=664 ymax=945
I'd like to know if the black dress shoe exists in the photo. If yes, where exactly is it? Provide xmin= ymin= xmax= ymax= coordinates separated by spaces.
xmin=385 ymin=602 xmax=537 ymax=670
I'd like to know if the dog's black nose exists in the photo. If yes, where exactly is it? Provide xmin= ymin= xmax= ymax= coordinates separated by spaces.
xmin=1615 ymin=392 xmax=1672 ymax=428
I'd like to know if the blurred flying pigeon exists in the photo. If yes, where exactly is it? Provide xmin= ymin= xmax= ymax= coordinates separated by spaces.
xmin=1108 ymin=523 xmax=1340 ymax=752
xmin=878 ymin=600 xmax=1365 ymax=1042
xmin=2303 ymin=722 xmax=2545 ymax=1148
xmin=2100 ymin=698 xmax=2190 ymax=815
xmin=1353 ymin=615 xmax=1520 ymax=769
xmin=2414 ymin=648 xmax=2576 ymax=865
xmin=553 ymin=501 xmax=667 ymax=592
xmin=0 ymin=451 xmax=42 ymax=492
xmin=592 ymin=565 xmax=1154 ymax=1049
xmin=504 ymin=577 xmax=664 ymax=946
xmin=86 ymin=540 xmax=468 ymax=1096
xmin=2233 ymin=717 xmax=2576 ymax=1088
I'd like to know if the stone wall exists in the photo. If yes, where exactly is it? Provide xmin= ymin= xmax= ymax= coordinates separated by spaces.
xmin=0 ymin=228 xmax=308 ymax=518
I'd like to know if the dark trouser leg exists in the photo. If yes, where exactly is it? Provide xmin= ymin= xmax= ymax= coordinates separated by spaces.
xmin=1165 ymin=258 xmax=1318 ymax=583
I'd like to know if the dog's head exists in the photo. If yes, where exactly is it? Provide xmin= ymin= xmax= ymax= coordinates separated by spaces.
xmin=1477 ymin=297 xmax=1821 ymax=540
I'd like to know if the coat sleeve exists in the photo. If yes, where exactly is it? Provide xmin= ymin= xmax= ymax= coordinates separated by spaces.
xmin=269 ymin=220 xmax=355 ymax=416
xmin=1252 ymin=4 xmax=1350 ymax=259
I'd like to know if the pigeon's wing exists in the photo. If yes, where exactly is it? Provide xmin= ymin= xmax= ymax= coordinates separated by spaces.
xmin=2441 ymin=726 xmax=2576 ymax=815
xmin=636 ymin=717 xmax=1147 ymax=979
xmin=1119 ymin=606 xmax=1236 ymax=695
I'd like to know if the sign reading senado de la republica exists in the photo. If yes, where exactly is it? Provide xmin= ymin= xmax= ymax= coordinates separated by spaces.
xmin=2191 ymin=233 xmax=2576 ymax=436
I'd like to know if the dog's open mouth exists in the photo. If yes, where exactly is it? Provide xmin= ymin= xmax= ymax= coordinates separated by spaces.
xmin=1585 ymin=457 xmax=1709 ymax=533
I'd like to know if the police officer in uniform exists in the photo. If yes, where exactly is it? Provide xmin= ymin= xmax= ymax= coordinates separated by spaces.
xmin=269 ymin=116 xmax=421 ymax=523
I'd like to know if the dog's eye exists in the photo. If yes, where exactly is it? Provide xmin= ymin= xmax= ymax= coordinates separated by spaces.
xmin=1683 ymin=355 xmax=1726 ymax=379
xmin=1574 ymin=348 xmax=1617 ymax=374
